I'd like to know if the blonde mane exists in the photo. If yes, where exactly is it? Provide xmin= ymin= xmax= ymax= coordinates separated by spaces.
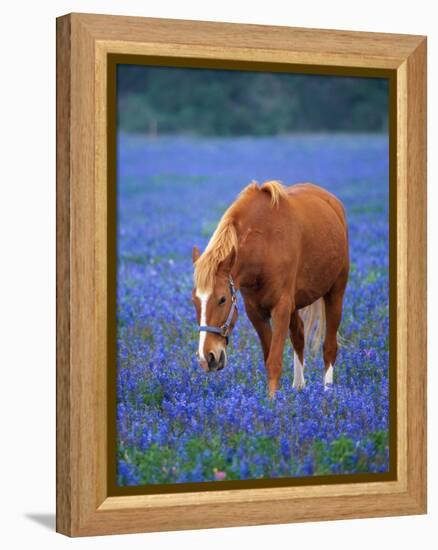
xmin=194 ymin=180 xmax=287 ymax=291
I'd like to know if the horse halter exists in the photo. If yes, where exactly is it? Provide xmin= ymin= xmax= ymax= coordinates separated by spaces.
xmin=199 ymin=275 xmax=238 ymax=345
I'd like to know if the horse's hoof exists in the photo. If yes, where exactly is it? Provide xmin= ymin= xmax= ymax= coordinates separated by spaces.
xmin=268 ymin=387 xmax=278 ymax=399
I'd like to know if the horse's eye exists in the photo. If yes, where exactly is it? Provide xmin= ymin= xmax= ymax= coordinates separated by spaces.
xmin=218 ymin=296 xmax=226 ymax=305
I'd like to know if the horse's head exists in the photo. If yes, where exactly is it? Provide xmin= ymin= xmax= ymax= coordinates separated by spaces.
xmin=191 ymin=246 xmax=238 ymax=372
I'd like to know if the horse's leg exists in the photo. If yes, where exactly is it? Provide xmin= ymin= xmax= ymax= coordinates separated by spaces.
xmin=323 ymin=276 xmax=347 ymax=390
xmin=266 ymin=296 xmax=292 ymax=397
xmin=290 ymin=311 xmax=305 ymax=390
xmin=244 ymin=301 xmax=272 ymax=362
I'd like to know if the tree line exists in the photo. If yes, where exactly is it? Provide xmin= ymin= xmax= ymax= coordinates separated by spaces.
xmin=117 ymin=64 xmax=388 ymax=136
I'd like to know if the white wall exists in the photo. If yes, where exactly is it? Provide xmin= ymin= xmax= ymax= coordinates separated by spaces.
xmin=0 ymin=0 xmax=435 ymax=548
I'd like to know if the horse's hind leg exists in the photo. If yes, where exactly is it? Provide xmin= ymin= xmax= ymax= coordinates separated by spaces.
xmin=290 ymin=311 xmax=305 ymax=390
xmin=323 ymin=274 xmax=348 ymax=390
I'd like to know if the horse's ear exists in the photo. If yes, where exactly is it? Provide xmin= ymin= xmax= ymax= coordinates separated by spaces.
xmin=218 ymin=248 xmax=236 ymax=274
xmin=192 ymin=245 xmax=201 ymax=264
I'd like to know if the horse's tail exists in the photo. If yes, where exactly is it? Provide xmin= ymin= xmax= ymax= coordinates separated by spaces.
xmin=300 ymin=298 xmax=326 ymax=355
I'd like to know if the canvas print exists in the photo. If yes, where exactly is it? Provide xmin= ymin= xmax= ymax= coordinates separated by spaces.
xmin=115 ymin=65 xmax=390 ymax=487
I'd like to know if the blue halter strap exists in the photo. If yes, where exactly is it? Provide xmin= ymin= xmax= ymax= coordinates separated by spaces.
xmin=199 ymin=276 xmax=238 ymax=345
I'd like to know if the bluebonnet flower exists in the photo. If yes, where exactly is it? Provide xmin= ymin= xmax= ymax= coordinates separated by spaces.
xmin=116 ymin=134 xmax=390 ymax=485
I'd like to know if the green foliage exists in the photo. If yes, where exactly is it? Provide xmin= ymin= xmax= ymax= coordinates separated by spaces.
xmin=117 ymin=65 xmax=388 ymax=136
xmin=364 ymin=267 xmax=387 ymax=285
xmin=119 ymin=428 xmax=389 ymax=485
xmin=122 ymin=444 xmax=176 ymax=484
xmin=312 ymin=431 xmax=389 ymax=475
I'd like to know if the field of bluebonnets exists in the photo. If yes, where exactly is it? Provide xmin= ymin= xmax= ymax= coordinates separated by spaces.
xmin=116 ymin=133 xmax=390 ymax=486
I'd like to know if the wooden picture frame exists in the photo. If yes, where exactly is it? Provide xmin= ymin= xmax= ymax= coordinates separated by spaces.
xmin=56 ymin=13 xmax=427 ymax=537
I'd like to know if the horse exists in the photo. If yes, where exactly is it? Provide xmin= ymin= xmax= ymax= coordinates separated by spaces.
xmin=191 ymin=180 xmax=349 ymax=397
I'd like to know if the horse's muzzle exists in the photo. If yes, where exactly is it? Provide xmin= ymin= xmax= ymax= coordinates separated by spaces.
xmin=207 ymin=350 xmax=226 ymax=372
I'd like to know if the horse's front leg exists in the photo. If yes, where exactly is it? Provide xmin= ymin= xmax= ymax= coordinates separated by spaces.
xmin=266 ymin=296 xmax=292 ymax=397
xmin=243 ymin=301 xmax=272 ymax=362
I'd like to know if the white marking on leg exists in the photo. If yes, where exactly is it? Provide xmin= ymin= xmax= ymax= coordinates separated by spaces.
xmin=324 ymin=364 xmax=333 ymax=390
xmin=293 ymin=352 xmax=306 ymax=390
xmin=196 ymin=290 xmax=211 ymax=361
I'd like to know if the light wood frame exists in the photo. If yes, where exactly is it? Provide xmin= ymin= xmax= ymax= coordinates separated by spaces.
xmin=56 ymin=13 xmax=427 ymax=537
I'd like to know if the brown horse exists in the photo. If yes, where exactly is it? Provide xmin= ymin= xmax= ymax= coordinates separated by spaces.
xmin=192 ymin=180 xmax=349 ymax=396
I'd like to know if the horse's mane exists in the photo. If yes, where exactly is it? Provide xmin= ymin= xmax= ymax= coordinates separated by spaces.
xmin=194 ymin=180 xmax=287 ymax=291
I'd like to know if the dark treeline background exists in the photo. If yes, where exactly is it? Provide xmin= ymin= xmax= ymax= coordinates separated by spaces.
xmin=117 ymin=65 xmax=388 ymax=136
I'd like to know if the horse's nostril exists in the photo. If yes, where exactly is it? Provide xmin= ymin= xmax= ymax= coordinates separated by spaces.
xmin=207 ymin=352 xmax=215 ymax=365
